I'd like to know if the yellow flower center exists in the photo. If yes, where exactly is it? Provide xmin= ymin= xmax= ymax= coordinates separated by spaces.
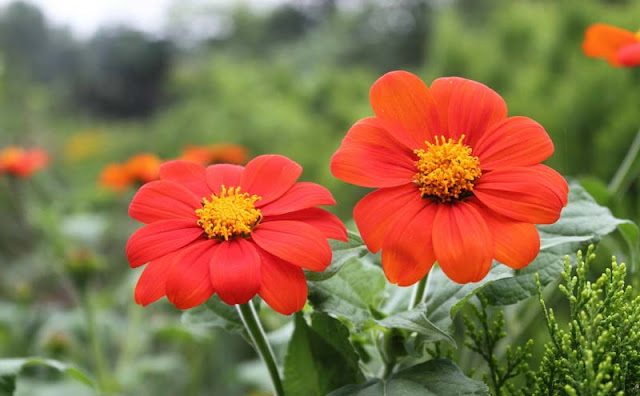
xmin=413 ymin=135 xmax=482 ymax=202
xmin=195 ymin=186 xmax=262 ymax=241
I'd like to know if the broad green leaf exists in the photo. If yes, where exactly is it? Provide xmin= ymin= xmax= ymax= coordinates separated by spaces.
xmin=283 ymin=312 xmax=365 ymax=396
xmin=181 ymin=295 xmax=244 ymax=334
xmin=375 ymin=302 xmax=455 ymax=345
xmin=308 ymin=258 xmax=386 ymax=326
xmin=0 ymin=357 xmax=94 ymax=395
xmin=423 ymin=183 xmax=635 ymax=332
xmin=306 ymin=230 xmax=368 ymax=281
xmin=328 ymin=359 xmax=489 ymax=396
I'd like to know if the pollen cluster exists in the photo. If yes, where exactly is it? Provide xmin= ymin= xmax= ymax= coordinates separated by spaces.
xmin=195 ymin=186 xmax=262 ymax=241
xmin=414 ymin=135 xmax=482 ymax=202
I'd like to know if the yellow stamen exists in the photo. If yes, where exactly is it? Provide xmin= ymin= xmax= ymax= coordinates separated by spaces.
xmin=414 ymin=135 xmax=482 ymax=202
xmin=195 ymin=186 xmax=262 ymax=241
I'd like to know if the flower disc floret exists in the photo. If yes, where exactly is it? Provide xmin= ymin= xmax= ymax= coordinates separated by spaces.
xmin=414 ymin=135 xmax=481 ymax=202
xmin=196 ymin=186 xmax=262 ymax=241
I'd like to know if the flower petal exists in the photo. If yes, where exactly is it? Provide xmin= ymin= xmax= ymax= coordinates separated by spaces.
xmin=330 ymin=117 xmax=416 ymax=188
xmin=582 ymin=23 xmax=638 ymax=66
xmin=258 ymin=182 xmax=336 ymax=216
xmin=433 ymin=202 xmax=493 ymax=283
xmin=240 ymin=155 xmax=302 ymax=205
xmin=369 ymin=71 xmax=441 ymax=150
xmin=470 ymin=199 xmax=539 ymax=269
xmin=430 ymin=77 xmax=507 ymax=147
xmin=264 ymin=208 xmax=347 ymax=242
xmin=473 ymin=166 xmax=566 ymax=224
xmin=134 ymin=252 xmax=177 ymax=306
xmin=381 ymin=202 xmax=437 ymax=286
xmin=165 ymin=240 xmax=218 ymax=309
xmin=129 ymin=180 xmax=201 ymax=224
xmin=126 ymin=219 xmax=203 ymax=268
xmin=257 ymin=248 xmax=308 ymax=315
xmin=474 ymin=116 xmax=554 ymax=170
xmin=251 ymin=220 xmax=331 ymax=271
xmin=617 ymin=42 xmax=640 ymax=67
xmin=209 ymin=239 xmax=261 ymax=305
xmin=353 ymin=183 xmax=422 ymax=253
xmin=206 ymin=163 xmax=244 ymax=195
xmin=159 ymin=160 xmax=211 ymax=198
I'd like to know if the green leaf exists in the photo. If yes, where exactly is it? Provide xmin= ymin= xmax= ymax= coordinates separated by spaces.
xmin=181 ymin=295 xmax=244 ymax=334
xmin=308 ymin=258 xmax=386 ymax=326
xmin=283 ymin=312 xmax=365 ymax=396
xmin=328 ymin=359 xmax=489 ymax=396
xmin=375 ymin=302 xmax=455 ymax=345
xmin=306 ymin=230 xmax=368 ymax=281
xmin=423 ymin=183 xmax=635 ymax=332
xmin=0 ymin=357 xmax=94 ymax=395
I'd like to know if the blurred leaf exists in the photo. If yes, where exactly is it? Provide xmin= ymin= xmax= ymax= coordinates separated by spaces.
xmin=284 ymin=312 xmax=364 ymax=396
xmin=328 ymin=359 xmax=488 ymax=396
xmin=423 ymin=183 xmax=635 ymax=333
xmin=578 ymin=176 xmax=610 ymax=205
xmin=0 ymin=357 xmax=93 ymax=395
xmin=375 ymin=302 xmax=455 ymax=346
xmin=308 ymin=258 xmax=386 ymax=326
xmin=305 ymin=230 xmax=368 ymax=281
xmin=181 ymin=296 xmax=244 ymax=334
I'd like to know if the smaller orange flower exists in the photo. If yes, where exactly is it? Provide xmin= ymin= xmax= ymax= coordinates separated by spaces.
xmin=180 ymin=144 xmax=248 ymax=166
xmin=0 ymin=147 xmax=49 ymax=177
xmin=99 ymin=153 xmax=162 ymax=192
xmin=582 ymin=23 xmax=640 ymax=67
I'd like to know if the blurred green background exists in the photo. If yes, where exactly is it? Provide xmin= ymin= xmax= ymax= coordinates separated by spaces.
xmin=1 ymin=0 xmax=639 ymax=394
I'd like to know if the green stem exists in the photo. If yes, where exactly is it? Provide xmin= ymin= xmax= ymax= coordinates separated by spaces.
xmin=608 ymin=127 xmax=640 ymax=197
xmin=81 ymin=291 xmax=111 ymax=393
xmin=408 ymin=275 xmax=428 ymax=310
xmin=236 ymin=302 xmax=284 ymax=396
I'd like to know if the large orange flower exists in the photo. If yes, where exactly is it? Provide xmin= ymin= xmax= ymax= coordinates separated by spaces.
xmin=582 ymin=23 xmax=640 ymax=67
xmin=0 ymin=147 xmax=49 ymax=177
xmin=126 ymin=155 xmax=346 ymax=315
xmin=331 ymin=71 xmax=568 ymax=285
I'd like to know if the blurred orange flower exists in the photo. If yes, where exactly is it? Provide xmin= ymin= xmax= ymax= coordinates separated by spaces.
xmin=582 ymin=23 xmax=640 ymax=67
xmin=99 ymin=153 xmax=162 ymax=191
xmin=179 ymin=144 xmax=248 ymax=166
xmin=0 ymin=147 xmax=49 ymax=177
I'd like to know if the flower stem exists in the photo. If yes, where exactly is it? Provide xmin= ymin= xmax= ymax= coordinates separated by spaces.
xmin=236 ymin=301 xmax=284 ymax=396
xmin=408 ymin=275 xmax=428 ymax=310
xmin=608 ymin=127 xmax=640 ymax=197
xmin=81 ymin=290 xmax=111 ymax=393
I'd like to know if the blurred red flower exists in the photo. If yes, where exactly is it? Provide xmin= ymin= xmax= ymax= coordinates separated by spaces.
xmin=180 ymin=144 xmax=248 ymax=166
xmin=582 ymin=23 xmax=640 ymax=67
xmin=126 ymin=155 xmax=346 ymax=315
xmin=99 ymin=153 xmax=162 ymax=191
xmin=331 ymin=71 xmax=568 ymax=285
xmin=0 ymin=147 xmax=49 ymax=177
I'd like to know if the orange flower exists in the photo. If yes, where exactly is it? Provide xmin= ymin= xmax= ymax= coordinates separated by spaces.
xmin=180 ymin=144 xmax=248 ymax=166
xmin=99 ymin=153 xmax=162 ymax=192
xmin=331 ymin=71 xmax=568 ymax=285
xmin=126 ymin=156 xmax=346 ymax=314
xmin=0 ymin=147 xmax=49 ymax=177
xmin=582 ymin=23 xmax=640 ymax=67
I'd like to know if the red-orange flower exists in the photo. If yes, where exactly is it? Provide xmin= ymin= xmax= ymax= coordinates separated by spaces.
xmin=0 ymin=147 xmax=49 ymax=177
xmin=180 ymin=144 xmax=248 ymax=166
xmin=126 ymin=155 xmax=347 ymax=315
xmin=99 ymin=153 xmax=162 ymax=191
xmin=582 ymin=23 xmax=640 ymax=67
xmin=331 ymin=71 xmax=568 ymax=285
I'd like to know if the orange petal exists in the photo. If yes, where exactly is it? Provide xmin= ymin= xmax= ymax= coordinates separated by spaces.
xmin=258 ymin=248 xmax=308 ymax=315
xmin=432 ymin=202 xmax=493 ymax=283
xmin=617 ymin=42 xmax=640 ymax=67
xmin=240 ymin=155 xmax=302 ymax=206
xmin=258 ymin=182 xmax=336 ymax=216
xmin=470 ymin=199 xmax=539 ymax=270
xmin=430 ymin=77 xmax=507 ymax=148
xmin=134 ymin=252 xmax=176 ymax=306
xmin=381 ymin=202 xmax=437 ymax=286
xmin=209 ymin=239 xmax=261 ymax=305
xmin=206 ymin=163 xmax=243 ymax=195
xmin=264 ymin=208 xmax=347 ymax=242
xmin=165 ymin=240 xmax=217 ymax=309
xmin=129 ymin=180 xmax=201 ymax=224
xmin=582 ymin=23 xmax=638 ymax=66
xmin=159 ymin=160 xmax=211 ymax=198
xmin=474 ymin=116 xmax=554 ymax=170
xmin=330 ymin=118 xmax=416 ymax=188
xmin=369 ymin=71 xmax=441 ymax=150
